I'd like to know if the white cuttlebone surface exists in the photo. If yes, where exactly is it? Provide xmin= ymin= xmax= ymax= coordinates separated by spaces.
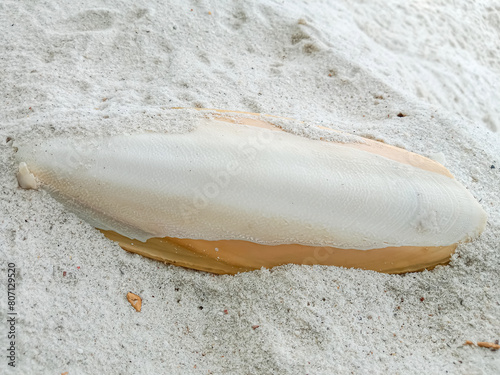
xmin=15 ymin=119 xmax=485 ymax=248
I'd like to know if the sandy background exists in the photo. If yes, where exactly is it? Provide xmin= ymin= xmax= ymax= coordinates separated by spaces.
xmin=1 ymin=0 xmax=499 ymax=374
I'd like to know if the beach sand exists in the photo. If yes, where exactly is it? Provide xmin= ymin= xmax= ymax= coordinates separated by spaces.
xmin=0 ymin=1 xmax=499 ymax=374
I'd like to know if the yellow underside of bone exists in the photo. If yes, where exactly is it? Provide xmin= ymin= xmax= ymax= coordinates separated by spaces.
xmin=102 ymin=229 xmax=457 ymax=274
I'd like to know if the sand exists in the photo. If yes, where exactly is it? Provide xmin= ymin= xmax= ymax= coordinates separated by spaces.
xmin=1 ymin=1 xmax=499 ymax=374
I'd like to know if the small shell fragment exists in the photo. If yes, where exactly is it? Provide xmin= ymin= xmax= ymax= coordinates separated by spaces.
xmin=464 ymin=341 xmax=500 ymax=350
xmin=477 ymin=341 xmax=500 ymax=350
xmin=127 ymin=292 xmax=142 ymax=312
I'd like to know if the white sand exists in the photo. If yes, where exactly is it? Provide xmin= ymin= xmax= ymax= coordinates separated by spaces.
xmin=1 ymin=1 xmax=499 ymax=374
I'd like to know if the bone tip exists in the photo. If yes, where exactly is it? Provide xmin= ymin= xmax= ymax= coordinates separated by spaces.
xmin=17 ymin=162 xmax=38 ymax=190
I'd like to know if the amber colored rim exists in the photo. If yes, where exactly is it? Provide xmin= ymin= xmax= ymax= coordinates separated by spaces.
xmin=102 ymin=230 xmax=457 ymax=275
